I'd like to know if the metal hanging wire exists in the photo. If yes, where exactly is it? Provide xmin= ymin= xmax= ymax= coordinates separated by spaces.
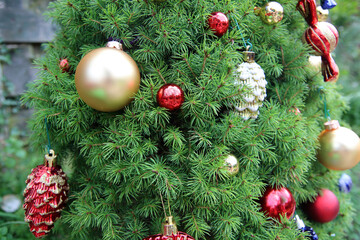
xmin=318 ymin=87 xmax=331 ymax=121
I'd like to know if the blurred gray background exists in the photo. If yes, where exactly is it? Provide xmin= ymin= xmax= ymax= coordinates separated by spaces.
xmin=0 ymin=0 xmax=55 ymax=133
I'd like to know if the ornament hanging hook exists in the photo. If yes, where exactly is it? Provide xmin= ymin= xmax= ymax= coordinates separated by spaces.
xmin=45 ymin=149 xmax=57 ymax=167
xmin=158 ymin=187 xmax=168 ymax=218
xmin=233 ymin=17 xmax=253 ymax=51
xmin=45 ymin=117 xmax=52 ymax=154
xmin=318 ymin=87 xmax=331 ymax=121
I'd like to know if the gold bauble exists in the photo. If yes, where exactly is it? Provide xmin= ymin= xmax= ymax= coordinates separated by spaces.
xmin=75 ymin=47 xmax=140 ymax=112
xmin=317 ymin=120 xmax=360 ymax=171
xmin=223 ymin=155 xmax=239 ymax=176
xmin=255 ymin=2 xmax=284 ymax=25
xmin=317 ymin=6 xmax=329 ymax=22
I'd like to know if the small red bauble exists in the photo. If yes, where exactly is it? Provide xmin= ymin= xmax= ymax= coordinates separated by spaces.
xmin=157 ymin=84 xmax=184 ymax=111
xmin=259 ymin=187 xmax=296 ymax=221
xmin=59 ymin=58 xmax=70 ymax=73
xmin=23 ymin=150 xmax=69 ymax=238
xmin=208 ymin=12 xmax=229 ymax=37
xmin=304 ymin=189 xmax=339 ymax=223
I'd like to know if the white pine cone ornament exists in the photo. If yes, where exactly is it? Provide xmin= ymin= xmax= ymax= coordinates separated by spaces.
xmin=233 ymin=50 xmax=267 ymax=120
xmin=23 ymin=150 xmax=69 ymax=238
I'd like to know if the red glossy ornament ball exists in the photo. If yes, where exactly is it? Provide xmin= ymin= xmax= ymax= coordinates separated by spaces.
xmin=259 ymin=187 xmax=296 ymax=221
xmin=208 ymin=12 xmax=229 ymax=37
xmin=59 ymin=58 xmax=70 ymax=73
xmin=157 ymin=84 xmax=184 ymax=111
xmin=304 ymin=189 xmax=339 ymax=223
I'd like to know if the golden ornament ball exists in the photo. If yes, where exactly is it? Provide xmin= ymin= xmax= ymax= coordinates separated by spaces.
xmin=317 ymin=120 xmax=360 ymax=171
xmin=222 ymin=154 xmax=239 ymax=176
xmin=75 ymin=45 xmax=140 ymax=112
xmin=255 ymin=1 xmax=284 ymax=25
xmin=316 ymin=6 xmax=329 ymax=22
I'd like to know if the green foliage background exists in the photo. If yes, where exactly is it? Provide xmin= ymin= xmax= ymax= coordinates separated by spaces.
xmin=332 ymin=1 xmax=360 ymax=240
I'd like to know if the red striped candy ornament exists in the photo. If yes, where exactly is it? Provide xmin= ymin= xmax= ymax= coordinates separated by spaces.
xmin=297 ymin=0 xmax=339 ymax=82
xmin=23 ymin=150 xmax=69 ymax=238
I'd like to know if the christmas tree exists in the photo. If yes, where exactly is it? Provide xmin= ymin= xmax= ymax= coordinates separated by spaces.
xmin=22 ymin=0 xmax=357 ymax=239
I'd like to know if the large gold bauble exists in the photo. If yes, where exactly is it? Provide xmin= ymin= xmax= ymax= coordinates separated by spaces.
xmin=317 ymin=120 xmax=360 ymax=171
xmin=75 ymin=47 xmax=140 ymax=112
xmin=223 ymin=155 xmax=239 ymax=176
xmin=255 ymin=1 xmax=284 ymax=25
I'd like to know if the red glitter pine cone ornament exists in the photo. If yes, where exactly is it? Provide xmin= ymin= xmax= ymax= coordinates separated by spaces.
xmin=23 ymin=150 xmax=69 ymax=238
xmin=297 ymin=0 xmax=339 ymax=82
xmin=143 ymin=216 xmax=194 ymax=240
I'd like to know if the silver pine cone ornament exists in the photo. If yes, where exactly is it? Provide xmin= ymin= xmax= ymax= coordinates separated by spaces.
xmin=233 ymin=50 xmax=267 ymax=120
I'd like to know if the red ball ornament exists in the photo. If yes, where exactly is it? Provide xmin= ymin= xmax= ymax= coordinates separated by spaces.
xmin=259 ymin=187 xmax=296 ymax=221
xmin=23 ymin=150 xmax=69 ymax=238
xmin=208 ymin=12 xmax=229 ymax=37
xmin=304 ymin=189 xmax=339 ymax=223
xmin=143 ymin=216 xmax=194 ymax=240
xmin=157 ymin=84 xmax=184 ymax=111
xmin=59 ymin=58 xmax=70 ymax=73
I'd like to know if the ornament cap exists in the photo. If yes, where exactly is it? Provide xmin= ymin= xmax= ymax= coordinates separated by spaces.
xmin=324 ymin=120 xmax=340 ymax=130
xmin=243 ymin=51 xmax=255 ymax=63
xmin=45 ymin=149 xmax=57 ymax=167
xmin=106 ymin=41 xmax=123 ymax=50
xmin=295 ymin=215 xmax=305 ymax=229
xmin=162 ymin=216 xmax=178 ymax=236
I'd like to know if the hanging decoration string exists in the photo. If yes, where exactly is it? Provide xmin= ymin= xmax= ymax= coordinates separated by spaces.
xmin=158 ymin=187 xmax=168 ymax=218
xmin=158 ymin=182 xmax=173 ymax=218
xmin=166 ymin=189 xmax=172 ymax=217
xmin=45 ymin=118 xmax=52 ymax=154
xmin=233 ymin=17 xmax=253 ymax=50
xmin=318 ymin=87 xmax=331 ymax=120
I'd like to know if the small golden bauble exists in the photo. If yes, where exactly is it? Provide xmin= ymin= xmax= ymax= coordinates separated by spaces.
xmin=317 ymin=6 xmax=329 ymax=22
xmin=223 ymin=155 xmax=239 ymax=176
xmin=75 ymin=47 xmax=140 ymax=112
xmin=317 ymin=120 xmax=360 ymax=171
xmin=255 ymin=1 xmax=284 ymax=25
xmin=308 ymin=55 xmax=322 ymax=72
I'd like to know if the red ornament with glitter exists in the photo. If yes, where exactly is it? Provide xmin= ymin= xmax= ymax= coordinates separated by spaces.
xmin=304 ymin=189 xmax=339 ymax=223
xmin=157 ymin=84 xmax=185 ymax=111
xmin=59 ymin=58 xmax=70 ymax=73
xmin=297 ymin=0 xmax=339 ymax=82
xmin=23 ymin=150 xmax=69 ymax=238
xmin=259 ymin=187 xmax=296 ymax=221
xmin=143 ymin=216 xmax=194 ymax=240
xmin=208 ymin=12 xmax=229 ymax=37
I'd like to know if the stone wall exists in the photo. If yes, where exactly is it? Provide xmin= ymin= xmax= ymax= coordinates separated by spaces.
xmin=0 ymin=0 xmax=55 ymax=135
